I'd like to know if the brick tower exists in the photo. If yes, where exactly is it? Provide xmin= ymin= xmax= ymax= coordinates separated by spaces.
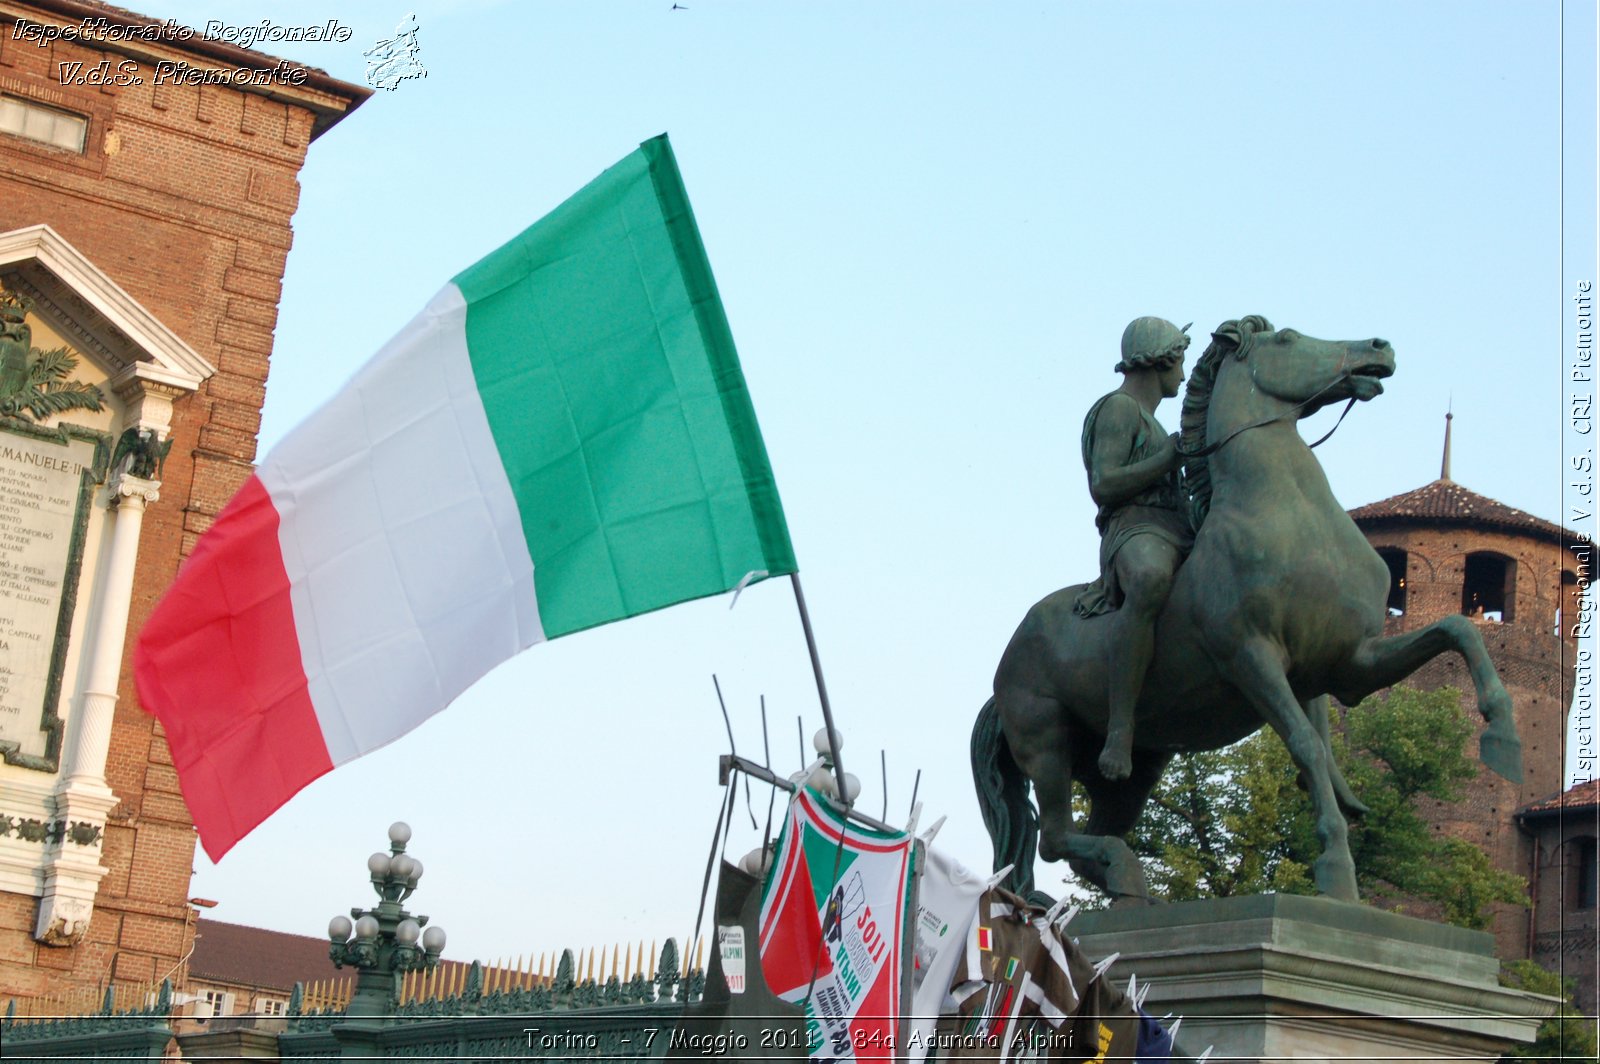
xmin=1348 ymin=414 xmax=1590 ymax=960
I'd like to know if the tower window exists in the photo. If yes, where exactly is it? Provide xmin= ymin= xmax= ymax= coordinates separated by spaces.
xmin=1462 ymin=551 xmax=1515 ymax=623
xmin=1378 ymin=547 xmax=1407 ymax=615
xmin=0 ymin=95 xmax=88 ymax=153
xmin=1568 ymin=835 xmax=1597 ymax=912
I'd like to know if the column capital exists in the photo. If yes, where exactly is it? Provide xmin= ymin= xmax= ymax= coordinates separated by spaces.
xmin=108 ymin=472 xmax=160 ymax=507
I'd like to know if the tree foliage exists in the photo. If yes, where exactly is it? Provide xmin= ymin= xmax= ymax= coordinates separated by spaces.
xmin=1497 ymin=959 xmax=1598 ymax=1061
xmin=1125 ymin=687 xmax=1527 ymax=928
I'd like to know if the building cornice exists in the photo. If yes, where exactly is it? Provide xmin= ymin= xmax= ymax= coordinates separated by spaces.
xmin=1 ymin=0 xmax=371 ymax=139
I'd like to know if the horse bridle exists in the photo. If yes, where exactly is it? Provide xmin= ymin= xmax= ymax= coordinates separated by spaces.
xmin=1176 ymin=370 xmax=1361 ymax=461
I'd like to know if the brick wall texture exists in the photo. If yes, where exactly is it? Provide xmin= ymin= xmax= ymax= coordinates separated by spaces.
xmin=0 ymin=2 xmax=361 ymax=1002
xmin=1358 ymin=516 xmax=1589 ymax=963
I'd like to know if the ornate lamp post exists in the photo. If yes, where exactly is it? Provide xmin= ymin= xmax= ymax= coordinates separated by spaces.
xmin=326 ymin=822 xmax=446 ymax=1019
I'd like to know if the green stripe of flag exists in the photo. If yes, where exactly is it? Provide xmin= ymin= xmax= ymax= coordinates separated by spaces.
xmin=453 ymin=135 xmax=796 ymax=637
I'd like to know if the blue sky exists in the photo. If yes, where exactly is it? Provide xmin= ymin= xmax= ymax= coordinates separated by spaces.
xmin=139 ymin=1 xmax=1598 ymax=965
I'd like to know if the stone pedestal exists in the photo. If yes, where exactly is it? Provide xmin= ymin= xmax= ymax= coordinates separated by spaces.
xmin=1066 ymin=894 xmax=1555 ymax=1063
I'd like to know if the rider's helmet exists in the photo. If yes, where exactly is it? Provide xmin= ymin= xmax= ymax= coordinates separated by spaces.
xmin=1116 ymin=316 xmax=1191 ymax=374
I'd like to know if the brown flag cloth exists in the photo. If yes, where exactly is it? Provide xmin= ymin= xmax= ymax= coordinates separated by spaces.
xmin=936 ymin=888 xmax=1190 ymax=1063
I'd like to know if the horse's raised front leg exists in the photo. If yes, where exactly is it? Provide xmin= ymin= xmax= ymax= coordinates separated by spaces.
xmin=1304 ymin=695 xmax=1369 ymax=818
xmin=1333 ymin=614 xmax=1522 ymax=783
xmin=1224 ymin=640 xmax=1359 ymax=901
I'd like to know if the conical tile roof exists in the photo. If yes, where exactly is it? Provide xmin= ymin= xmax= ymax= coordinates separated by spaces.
xmin=1349 ymin=478 xmax=1589 ymax=552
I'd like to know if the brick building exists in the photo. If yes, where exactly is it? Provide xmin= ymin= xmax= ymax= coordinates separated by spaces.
xmin=0 ymin=0 xmax=366 ymax=1002
xmin=1349 ymin=431 xmax=1593 ymax=966
xmin=1514 ymin=779 xmax=1599 ymax=1017
xmin=178 ymin=917 xmax=484 ymax=1025
xmin=182 ymin=917 xmax=344 ymax=1021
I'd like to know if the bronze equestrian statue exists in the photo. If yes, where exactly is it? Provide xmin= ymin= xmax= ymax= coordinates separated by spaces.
xmin=972 ymin=316 xmax=1522 ymax=905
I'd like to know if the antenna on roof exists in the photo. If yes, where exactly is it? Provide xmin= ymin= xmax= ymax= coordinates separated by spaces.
xmin=1440 ymin=401 xmax=1454 ymax=481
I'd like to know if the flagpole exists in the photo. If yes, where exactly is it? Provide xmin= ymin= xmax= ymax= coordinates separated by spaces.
xmin=789 ymin=573 xmax=848 ymax=798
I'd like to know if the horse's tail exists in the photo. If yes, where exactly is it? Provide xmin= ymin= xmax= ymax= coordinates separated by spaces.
xmin=971 ymin=696 xmax=1038 ymax=898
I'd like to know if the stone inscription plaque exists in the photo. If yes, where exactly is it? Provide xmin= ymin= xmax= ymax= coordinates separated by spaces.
xmin=0 ymin=420 xmax=107 ymax=771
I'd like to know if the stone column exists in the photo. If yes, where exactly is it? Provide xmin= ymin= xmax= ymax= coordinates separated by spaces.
xmin=34 ymin=461 xmax=161 ymax=946
xmin=60 ymin=472 xmax=158 ymax=787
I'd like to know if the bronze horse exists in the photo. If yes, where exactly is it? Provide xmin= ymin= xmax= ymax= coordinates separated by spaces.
xmin=973 ymin=316 xmax=1522 ymax=904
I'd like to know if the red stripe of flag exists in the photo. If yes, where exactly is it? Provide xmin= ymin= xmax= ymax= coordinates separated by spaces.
xmin=134 ymin=474 xmax=332 ymax=861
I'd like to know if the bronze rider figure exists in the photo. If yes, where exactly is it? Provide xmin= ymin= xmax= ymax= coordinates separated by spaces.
xmin=1073 ymin=317 xmax=1194 ymax=780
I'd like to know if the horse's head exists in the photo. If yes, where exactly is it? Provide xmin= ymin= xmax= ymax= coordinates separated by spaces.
xmin=1213 ymin=315 xmax=1395 ymax=415
xmin=1179 ymin=316 xmax=1397 ymax=528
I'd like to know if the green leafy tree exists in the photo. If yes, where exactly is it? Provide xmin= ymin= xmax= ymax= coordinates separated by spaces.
xmin=1126 ymin=687 xmax=1527 ymax=928
xmin=1497 ymin=959 xmax=1598 ymax=1061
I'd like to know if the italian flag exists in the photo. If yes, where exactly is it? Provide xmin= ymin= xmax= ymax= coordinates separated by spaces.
xmin=134 ymin=136 xmax=796 ymax=861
